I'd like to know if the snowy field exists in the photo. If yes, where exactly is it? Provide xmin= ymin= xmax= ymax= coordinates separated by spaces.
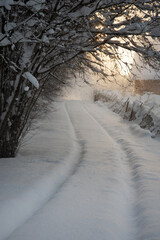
xmin=1 ymin=99 xmax=160 ymax=240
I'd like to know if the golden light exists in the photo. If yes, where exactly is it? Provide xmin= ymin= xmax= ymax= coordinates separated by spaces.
xmin=116 ymin=48 xmax=134 ymax=76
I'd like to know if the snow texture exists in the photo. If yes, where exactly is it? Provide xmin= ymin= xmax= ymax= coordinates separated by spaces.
xmin=4 ymin=22 xmax=16 ymax=32
xmin=22 ymin=72 xmax=39 ymax=89
xmin=1 ymin=100 xmax=160 ymax=240
xmin=0 ymin=35 xmax=11 ymax=46
xmin=0 ymin=102 xmax=81 ymax=240
xmin=0 ymin=0 xmax=14 ymax=10
xmin=24 ymin=86 xmax=29 ymax=92
xmin=94 ymin=89 xmax=160 ymax=135
xmin=26 ymin=0 xmax=45 ymax=11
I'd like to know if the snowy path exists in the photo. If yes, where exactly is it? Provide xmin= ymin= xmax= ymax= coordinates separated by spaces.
xmin=2 ymin=100 xmax=160 ymax=240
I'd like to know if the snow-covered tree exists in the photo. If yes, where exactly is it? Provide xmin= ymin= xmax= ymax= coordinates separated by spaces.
xmin=0 ymin=0 xmax=160 ymax=157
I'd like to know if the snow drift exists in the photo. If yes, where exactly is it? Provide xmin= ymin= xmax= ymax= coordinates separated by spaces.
xmin=94 ymin=89 xmax=160 ymax=136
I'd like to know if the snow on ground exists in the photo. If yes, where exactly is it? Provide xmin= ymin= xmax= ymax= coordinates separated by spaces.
xmin=94 ymin=89 xmax=160 ymax=135
xmin=1 ymin=99 xmax=160 ymax=240
xmin=0 ymin=102 xmax=81 ymax=240
xmin=84 ymin=101 xmax=160 ymax=240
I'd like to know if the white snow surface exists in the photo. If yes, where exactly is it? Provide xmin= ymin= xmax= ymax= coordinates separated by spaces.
xmin=1 ymin=100 xmax=160 ymax=240
xmin=22 ymin=72 xmax=39 ymax=89
xmin=26 ymin=0 xmax=45 ymax=11
xmin=94 ymin=89 xmax=160 ymax=135
xmin=4 ymin=22 xmax=16 ymax=32
xmin=0 ymin=0 xmax=14 ymax=10
xmin=0 ymin=102 xmax=81 ymax=240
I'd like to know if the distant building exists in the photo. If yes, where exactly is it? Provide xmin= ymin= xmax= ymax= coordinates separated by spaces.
xmin=134 ymin=80 xmax=160 ymax=95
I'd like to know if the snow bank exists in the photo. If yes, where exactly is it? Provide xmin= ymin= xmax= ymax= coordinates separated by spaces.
xmin=0 ymin=102 xmax=81 ymax=240
xmin=94 ymin=89 xmax=160 ymax=136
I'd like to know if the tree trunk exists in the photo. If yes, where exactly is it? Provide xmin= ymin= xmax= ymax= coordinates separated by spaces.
xmin=0 ymin=132 xmax=18 ymax=158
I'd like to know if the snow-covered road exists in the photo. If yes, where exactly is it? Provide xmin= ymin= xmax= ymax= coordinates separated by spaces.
xmin=2 ymin=100 xmax=160 ymax=240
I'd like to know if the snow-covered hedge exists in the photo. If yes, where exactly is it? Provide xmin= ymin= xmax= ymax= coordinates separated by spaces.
xmin=94 ymin=89 xmax=160 ymax=136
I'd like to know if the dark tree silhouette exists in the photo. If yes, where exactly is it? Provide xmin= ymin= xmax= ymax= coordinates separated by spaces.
xmin=0 ymin=0 xmax=160 ymax=157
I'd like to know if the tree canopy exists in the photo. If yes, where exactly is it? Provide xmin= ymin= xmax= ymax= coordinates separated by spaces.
xmin=0 ymin=0 xmax=160 ymax=157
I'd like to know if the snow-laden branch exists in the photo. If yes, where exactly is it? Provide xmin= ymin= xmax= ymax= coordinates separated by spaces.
xmin=0 ymin=0 xmax=160 ymax=157
xmin=22 ymin=72 xmax=39 ymax=89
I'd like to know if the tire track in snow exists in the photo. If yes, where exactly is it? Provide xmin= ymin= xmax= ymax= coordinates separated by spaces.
xmin=81 ymin=102 xmax=141 ymax=239
xmin=7 ymin=100 xmax=138 ymax=240
xmin=65 ymin=101 xmax=138 ymax=239
xmin=110 ymin=137 xmax=160 ymax=240
xmin=83 ymin=102 xmax=160 ymax=240
xmin=4 ymin=101 xmax=160 ymax=240
xmin=0 ymin=102 xmax=83 ymax=240
xmin=61 ymin=101 xmax=138 ymax=240
xmin=63 ymin=102 xmax=86 ymax=176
